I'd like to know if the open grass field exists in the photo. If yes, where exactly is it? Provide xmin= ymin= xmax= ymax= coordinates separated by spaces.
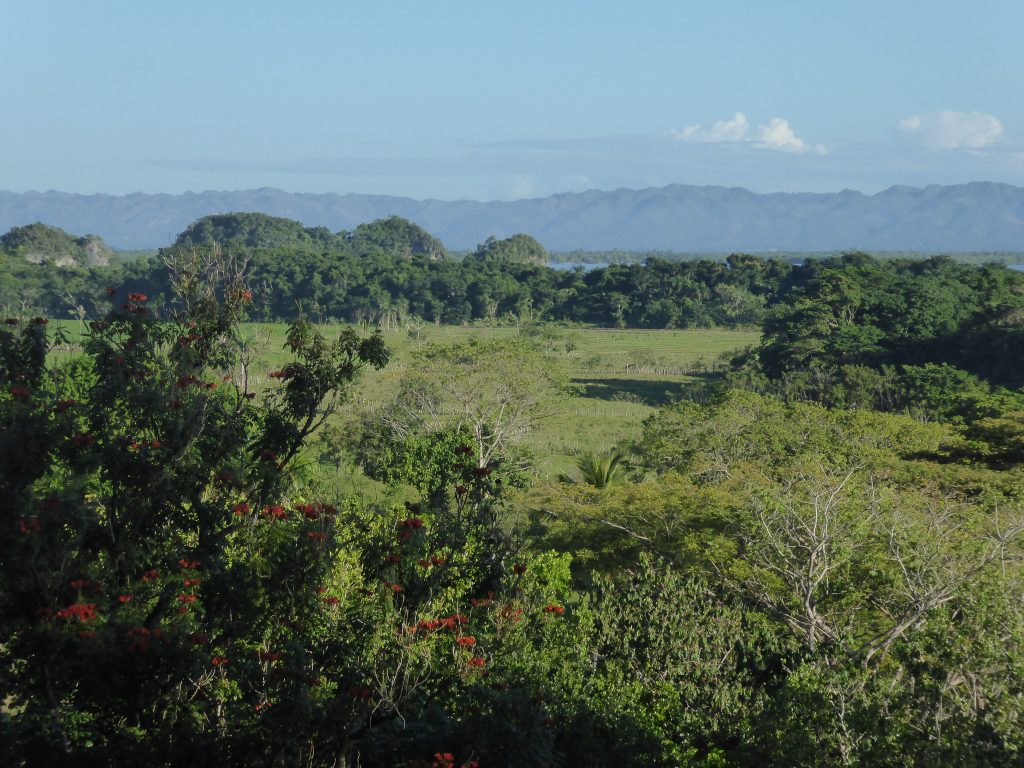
xmin=235 ymin=322 xmax=759 ymax=478
xmin=50 ymin=320 xmax=760 ymax=480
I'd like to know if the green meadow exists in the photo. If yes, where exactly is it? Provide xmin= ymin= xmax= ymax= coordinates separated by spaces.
xmin=52 ymin=320 xmax=759 ymax=480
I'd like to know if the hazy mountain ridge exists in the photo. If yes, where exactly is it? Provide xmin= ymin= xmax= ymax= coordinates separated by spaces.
xmin=1 ymin=182 xmax=1023 ymax=251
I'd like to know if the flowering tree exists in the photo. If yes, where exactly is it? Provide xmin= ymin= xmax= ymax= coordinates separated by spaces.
xmin=0 ymin=258 xmax=576 ymax=767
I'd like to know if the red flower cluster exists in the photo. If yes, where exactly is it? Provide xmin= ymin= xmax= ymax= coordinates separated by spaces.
xmin=57 ymin=603 xmax=98 ymax=622
xmin=18 ymin=517 xmax=42 ymax=535
xmin=183 ymin=578 xmax=202 ymax=588
xmin=414 ymin=613 xmax=469 ymax=634
xmin=177 ymin=593 xmax=198 ymax=604
xmin=500 ymin=605 xmax=524 ymax=623
xmin=543 ymin=604 xmax=566 ymax=615
xmin=179 ymin=558 xmax=201 ymax=570
xmin=118 ymin=594 xmax=132 ymax=604
xmin=142 ymin=569 xmax=159 ymax=583
xmin=323 ymin=596 xmax=340 ymax=606
xmin=466 ymin=657 xmax=485 ymax=669
xmin=307 ymin=531 xmax=327 ymax=542
xmin=456 ymin=636 xmax=477 ymax=647
xmin=469 ymin=594 xmax=494 ymax=608
xmin=211 ymin=656 xmax=229 ymax=667
xmin=233 ymin=502 xmax=250 ymax=516
xmin=263 ymin=504 xmax=289 ymax=521
xmin=396 ymin=517 xmax=425 ymax=541
xmin=383 ymin=581 xmax=403 ymax=593
xmin=127 ymin=292 xmax=148 ymax=302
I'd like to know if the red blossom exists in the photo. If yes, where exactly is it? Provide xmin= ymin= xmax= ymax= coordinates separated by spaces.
xmin=543 ymin=604 xmax=566 ymax=616
xmin=431 ymin=556 xmax=446 ymax=567
xmin=177 ymin=593 xmax=198 ymax=604
xmin=141 ymin=569 xmax=159 ymax=583
xmin=323 ymin=596 xmax=340 ymax=606
xmin=313 ymin=586 xmax=327 ymax=594
xmin=307 ymin=531 xmax=327 ymax=542
xmin=127 ymin=292 xmax=148 ymax=302
xmin=417 ymin=559 xmax=430 ymax=568
xmin=183 ymin=578 xmax=202 ymax=588
xmin=233 ymin=502 xmax=250 ymax=516
xmin=456 ymin=636 xmax=477 ymax=647
xmin=211 ymin=656 xmax=229 ymax=667
xmin=466 ymin=656 xmax=485 ymax=669
xmin=18 ymin=517 xmax=42 ymax=535
xmin=263 ymin=504 xmax=288 ymax=520
xmin=118 ymin=594 xmax=132 ymax=604
xmin=56 ymin=602 xmax=98 ymax=622
xmin=178 ymin=558 xmax=201 ymax=570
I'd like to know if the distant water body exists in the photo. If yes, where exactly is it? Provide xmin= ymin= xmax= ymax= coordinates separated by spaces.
xmin=548 ymin=262 xmax=607 ymax=271
xmin=550 ymin=261 xmax=1024 ymax=272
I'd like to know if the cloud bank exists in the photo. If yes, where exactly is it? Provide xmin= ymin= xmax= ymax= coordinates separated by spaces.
xmin=672 ymin=112 xmax=826 ymax=154
xmin=898 ymin=110 xmax=1003 ymax=149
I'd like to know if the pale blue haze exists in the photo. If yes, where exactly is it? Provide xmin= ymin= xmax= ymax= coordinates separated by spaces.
xmin=2 ymin=1 xmax=1022 ymax=199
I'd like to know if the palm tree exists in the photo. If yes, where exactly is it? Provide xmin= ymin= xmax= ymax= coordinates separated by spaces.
xmin=560 ymin=450 xmax=626 ymax=488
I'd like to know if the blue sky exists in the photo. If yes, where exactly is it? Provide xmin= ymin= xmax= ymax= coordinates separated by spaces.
xmin=3 ymin=1 xmax=1023 ymax=199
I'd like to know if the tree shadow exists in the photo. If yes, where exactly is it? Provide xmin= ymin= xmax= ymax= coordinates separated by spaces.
xmin=572 ymin=374 xmax=717 ymax=407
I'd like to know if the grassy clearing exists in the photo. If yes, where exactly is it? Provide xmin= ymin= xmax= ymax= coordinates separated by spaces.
xmin=50 ymin=320 xmax=759 ymax=480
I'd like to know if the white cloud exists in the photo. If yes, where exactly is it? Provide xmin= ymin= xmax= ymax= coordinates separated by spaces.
xmin=674 ymin=111 xmax=751 ymax=143
xmin=756 ymin=117 xmax=827 ymax=154
xmin=898 ymin=110 xmax=1002 ymax=149
xmin=672 ymin=112 xmax=825 ymax=154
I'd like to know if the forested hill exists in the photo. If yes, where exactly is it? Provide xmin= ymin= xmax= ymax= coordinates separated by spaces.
xmin=3 ymin=181 xmax=1024 ymax=251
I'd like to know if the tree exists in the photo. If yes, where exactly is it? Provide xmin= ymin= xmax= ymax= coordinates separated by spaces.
xmin=370 ymin=338 xmax=570 ymax=472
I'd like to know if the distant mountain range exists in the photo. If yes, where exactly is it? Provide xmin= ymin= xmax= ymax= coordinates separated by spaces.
xmin=1 ymin=182 xmax=1023 ymax=252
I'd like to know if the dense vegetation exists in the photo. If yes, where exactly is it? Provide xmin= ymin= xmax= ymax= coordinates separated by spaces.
xmin=2 ymin=217 xmax=1024 ymax=766
xmin=5 ymin=215 xmax=1021 ymax=336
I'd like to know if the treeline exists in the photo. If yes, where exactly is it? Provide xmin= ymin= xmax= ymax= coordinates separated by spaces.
xmin=717 ymin=252 xmax=1024 ymax=423
xmin=4 ymin=214 xmax=1023 ymax=334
